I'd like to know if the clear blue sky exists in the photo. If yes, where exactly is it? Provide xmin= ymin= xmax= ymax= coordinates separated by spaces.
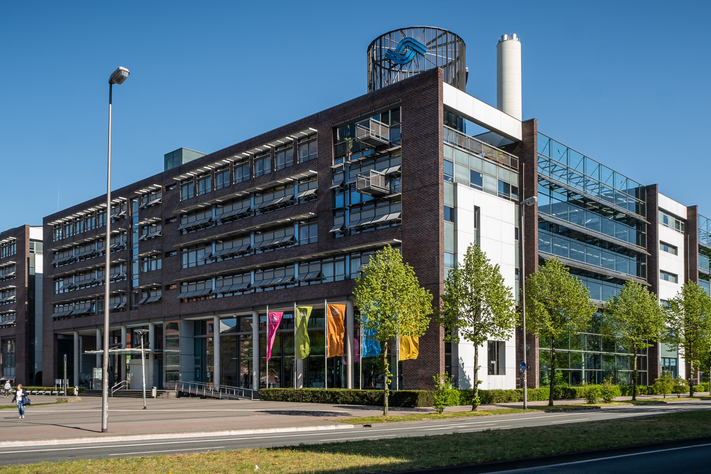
xmin=1 ymin=1 xmax=709 ymax=230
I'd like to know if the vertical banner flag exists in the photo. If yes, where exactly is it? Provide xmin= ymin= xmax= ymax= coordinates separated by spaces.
xmin=327 ymin=304 xmax=346 ymax=358
xmin=266 ymin=312 xmax=284 ymax=361
xmin=295 ymin=306 xmax=312 ymax=360
xmin=399 ymin=336 xmax=419 ymax=360
xmin=361 ymin=313 xmax=382 ymax=358
xmin=342 ymin=335 xmax=361 ymax=365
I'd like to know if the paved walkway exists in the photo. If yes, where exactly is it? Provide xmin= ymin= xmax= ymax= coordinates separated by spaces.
xmin=1 ymin=392 xmax=707 ymax=443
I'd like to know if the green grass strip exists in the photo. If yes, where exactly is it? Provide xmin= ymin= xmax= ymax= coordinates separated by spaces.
xmin=5 ymin=408 xmax=711 ymax=473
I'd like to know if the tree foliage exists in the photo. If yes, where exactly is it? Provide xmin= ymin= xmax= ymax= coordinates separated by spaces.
xmin=665 ymin=281 xmax=711 ymax=396
xmin=602 ymin=281 xmax=665 ymax=400
xmin=524 ymin=258 xmax=597 ymax=406
xmin=353 ymin=245 xmax=433 ymax=415
xmin=438 ymin=244 xmax=517 ymax=410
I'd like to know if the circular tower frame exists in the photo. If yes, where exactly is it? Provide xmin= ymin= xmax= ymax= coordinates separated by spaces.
xmin=367 ymin=27 xmax=467 ymax=92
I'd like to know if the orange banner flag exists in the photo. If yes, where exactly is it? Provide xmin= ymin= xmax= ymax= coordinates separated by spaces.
xmin=327 ymin=303 xmax=346 ymax=358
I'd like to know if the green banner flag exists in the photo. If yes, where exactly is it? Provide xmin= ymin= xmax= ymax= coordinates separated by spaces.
xmin=295 ymin=306 xmax=312 ymax=360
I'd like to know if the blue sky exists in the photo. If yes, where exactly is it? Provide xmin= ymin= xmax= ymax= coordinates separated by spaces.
xmin=1 ymin=1 xmax=710 ymax=230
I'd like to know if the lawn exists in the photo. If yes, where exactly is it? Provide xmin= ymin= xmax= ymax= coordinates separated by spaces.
xmin=5 ymin=408 xmax=711 ymax=473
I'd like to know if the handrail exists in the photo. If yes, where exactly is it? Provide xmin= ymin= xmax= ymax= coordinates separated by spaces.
xmin=173 ymin=381 xmax=258 ymax=400
xmin=443 ymin=125 xmax=519 ymax=171
xmin=111 ymin=380 xmax=128 ymax=397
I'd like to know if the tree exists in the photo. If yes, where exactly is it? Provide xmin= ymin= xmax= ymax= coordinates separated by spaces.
xmin=665 ymin=281 xmax=711 ymax=397
xmin=353 ymin=245 xmax=433 ymax=416
xmin=602 ymin=281 xmax=665 ymax=400
xmin=525 ymin=258 xmax=597 ymax=406
xmin=437 ymin=244 xmax=517 ymax=410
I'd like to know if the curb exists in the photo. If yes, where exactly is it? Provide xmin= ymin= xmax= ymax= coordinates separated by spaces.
xmin=0 ymin=424 xmax=354 ymax=448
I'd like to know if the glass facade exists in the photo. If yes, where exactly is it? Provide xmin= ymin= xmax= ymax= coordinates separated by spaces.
xmin=538 ymin=133 xmax=649 ymax=387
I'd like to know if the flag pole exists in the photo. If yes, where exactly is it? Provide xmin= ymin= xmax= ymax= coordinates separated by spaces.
xmin=265 ymin=305 xmax=269 ymax=389
xmin=324 ymin=299 xmax=328 ymax=390
xmin=293 ymin=302 xmax=297 ymax=388
xmin=359 ymin=317 xmax=363 ymax=390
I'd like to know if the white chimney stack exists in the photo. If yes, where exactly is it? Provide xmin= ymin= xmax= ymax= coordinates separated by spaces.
xmin=497 ymin=34 xmax=522 ymax=120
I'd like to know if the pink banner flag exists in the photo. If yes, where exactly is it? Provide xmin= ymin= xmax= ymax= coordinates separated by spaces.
xmin=266 ymin=312 xmax=284 ymax=361
xmin=342 ymin=336 xmax=360 ymax=365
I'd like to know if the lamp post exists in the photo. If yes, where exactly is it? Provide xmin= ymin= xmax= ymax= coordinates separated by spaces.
xmin=135 ymin=329 xmax=149 ymax=410
xmin=102 ymin=66 xmax=130 ymax=432
xmin=520 ymin=195 xmax=537 ymax=410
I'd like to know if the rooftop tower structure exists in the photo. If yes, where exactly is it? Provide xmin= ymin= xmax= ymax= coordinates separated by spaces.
xmin=367 ymin=27 xmax=467 ymax=92
xmin=496 ymin=34 xmax=522 ymax=120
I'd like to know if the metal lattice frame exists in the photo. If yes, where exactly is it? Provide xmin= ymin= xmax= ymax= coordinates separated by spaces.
xmin=367 ymin=27 xmax=467 ymax=92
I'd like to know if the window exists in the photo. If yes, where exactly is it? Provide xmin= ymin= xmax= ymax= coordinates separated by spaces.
xmin=254 ymin=153 xmax=271 ymax=177
xmin=298 ymin=139 xmax=317 ymax=163
xmin=299 ymin=222 xmax=318 ymax=244
xmin=86 ymin=215 xmax=95 ymax=231
xmin=215 ymin=167 xmax=230 ymax=190
xmin=53 ymin=225 xmax=63 ymax=241
xmin=64 ymin=223 xmax=73 ymax=238
xmin=444 ymin=206 xmax=455 ymax=223
xmin=141 ymin=256 xmax=162 ymax=272
xmin=275 ymin=145 xmax=294 ymax=170
xmin=444 ymin=160 xmax=454 ymax=182
xmin=198 ymin=174 xmax=212 ymax=195
xmin=488 ymin=341 xmax=505 ymax=375
xmin=181 ymin=246 xmax=211 ymax=269
xmin=234 ymin=162 xmax=250 ymax=184
xmin=181 ymin=181 xmax=195 ymax=200
xmin=98 ymin=212 xmax=106 ymax=228
xmin=75 ymin=220 xmax=85 ymax=234
xmin=660 ymin=242 xmax=678 ymax=255
xmin=660 ymin=271 xmax=678 ymax=283
xmin=660 ymin=211 xmax=685 ymax=233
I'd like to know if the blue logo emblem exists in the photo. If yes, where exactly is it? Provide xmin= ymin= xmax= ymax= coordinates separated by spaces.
xmin=385 ymin=38 xmax=428 ymax=65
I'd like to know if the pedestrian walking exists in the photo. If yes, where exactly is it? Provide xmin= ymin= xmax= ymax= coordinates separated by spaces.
xmin=11 ymin=384 xmax=28 ymax=419
xmin=3 ymin=380 xmax=10 ymax=398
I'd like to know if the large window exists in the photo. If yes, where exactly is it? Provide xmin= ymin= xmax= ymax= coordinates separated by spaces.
xmin=488 ymin=341 xmax=505 ymax=375
xmin=659 ymin=211 xmax=685 ymax=233
xmin=234 ymin=162 xmax=250 ymax=184
xmin=275 ymin=145 xmax=294 ymax=171
xmin=181 ymin=181 xmax=195 ymax=201
xmin=197 ymin=174 xmax=212 ymax=196
xmin=660 ymin=241 xmax=678 ymax=255
xmin=298 ymin=138 xmax=317 ymax=163
xmin=254 ymin=153 xmax=271 ymax=178
xmin=215 ymin=167 xmax=230 ymax=190
xmin=661 ymin=270 xmax=678 ymax=283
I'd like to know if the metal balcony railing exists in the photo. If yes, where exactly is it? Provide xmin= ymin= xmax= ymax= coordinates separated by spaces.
xmin=443 ymin=126 xmax=519 ymax=170
xmin=356 ymin=169 xmax=389 ymax=196
xmin=356 ymin=118 xmax=390 ymax=147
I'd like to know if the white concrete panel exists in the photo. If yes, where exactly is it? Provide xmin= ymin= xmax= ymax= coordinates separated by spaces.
xmin=443 ymin=84 xmax=522 ymax=142
xmin=29 ymin=226 xmax=43 ymax=240
xmin=658 ymin=194 xmax=688 ymax=220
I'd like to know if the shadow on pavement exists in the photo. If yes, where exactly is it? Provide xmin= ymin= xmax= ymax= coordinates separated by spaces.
xmin=259 ymin=410 xmax=351 ymax=417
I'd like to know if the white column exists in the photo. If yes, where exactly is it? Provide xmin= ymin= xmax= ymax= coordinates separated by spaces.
xmin=346 ymin=301 xmax=354 ymax=389
xmin=213 ymin=316 xmax=220 ymax=390
xmin=73 ymin=332 xmax=80 ymax=387
xmin=120 ymin=326 xmax=127 ymax=382
xmin=252 ymin=311 xmax=259 ymax=391
xmin=148 ymin=323 xmax=155 ymax=388
xmin=95 ymin=329 xmax=102 ymax=369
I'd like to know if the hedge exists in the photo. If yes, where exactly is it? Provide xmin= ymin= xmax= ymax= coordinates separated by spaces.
xmin=259 ymin=382 xmax=710 ymax=407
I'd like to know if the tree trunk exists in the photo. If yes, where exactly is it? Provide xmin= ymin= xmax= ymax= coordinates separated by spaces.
xmin=382 ymin=341 xmax=389 ymax=416
xmin=548 ymin=337 xmax=556 ymax=407
xmin=689 ymin=359 xmax=695 ymax=398
xmin=632 ymin=347 xmax=638 ymax=401
xmin=472 ymin=344 xmax=479 ymax=411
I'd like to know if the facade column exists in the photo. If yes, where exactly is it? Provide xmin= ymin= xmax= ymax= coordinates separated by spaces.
xmin=252 ymin=311 xmax=259 ymax=391
xmin=346 ymin=301 xmax=354 ymax=389
xmin=148 ymin=323 xmax=155 ymax=389
xmin=73 ymin=332 xmax=80 ymax=387
xmin=213 ymin=316 xmax=220 ymax=390
xmin=95 ymin=329 xmax=101 ymax=370
xmin=120 ymin=326 xmax=127 ymax=383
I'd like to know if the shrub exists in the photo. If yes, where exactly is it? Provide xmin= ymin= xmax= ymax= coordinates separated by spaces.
xmin=672 ymin=377 xmax=689 ymax=398
xmin=600 ymin=378 xmax=618 ymax=403
xmin=653 ymin=372 xmax=674 ymax=398
xmin=258 ymin=388 xmax=435 ymax=407
xmin=581 ymin=385 xmax=600 ymax=404
xmin=432 ymin=373 xmax=459 ymax=414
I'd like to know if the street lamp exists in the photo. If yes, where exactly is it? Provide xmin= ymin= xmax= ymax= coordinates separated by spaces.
xmin=520 ymin=195 xmax=537 ymax=410
xmin=102 ymin=66 xmax=130 ymax=432
xmin=134 ymin=329 xmax=149 ymax=410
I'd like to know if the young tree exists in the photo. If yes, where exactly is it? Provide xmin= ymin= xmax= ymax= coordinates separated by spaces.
xmin=525 ymin=258 xmax=597 ymax=406
xmin=602 ymin=281 xmax=665 ymax=400
xmin=665 ymin=281 xmax=711 ymax=397
xmin=353 ymin=245 xmax=433 ymax=416
xmin=438 ymin=244 xmax=517 ymax=410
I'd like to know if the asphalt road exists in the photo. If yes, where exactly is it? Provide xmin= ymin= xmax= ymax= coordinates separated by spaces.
xmin=485 ymin=442 xmax=711 ymax=473
xmin=1 ymin=402 xmax=710 ymax=466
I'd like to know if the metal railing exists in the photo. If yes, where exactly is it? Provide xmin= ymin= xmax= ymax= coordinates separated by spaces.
xmin=174 ymin=381 xmax=258 ymax=400
xmin=443 ymin=126 xmax=519 ymax=171
xmin=111 ymin=380 xmax=128 ymax=397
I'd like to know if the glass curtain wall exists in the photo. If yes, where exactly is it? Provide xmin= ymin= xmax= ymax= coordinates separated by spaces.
xmin=219 ymin=316 xmax=254 ymax=389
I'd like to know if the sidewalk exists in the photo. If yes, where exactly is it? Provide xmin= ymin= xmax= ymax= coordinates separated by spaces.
xmin=1 ymin=391 xmax=707 ymax=445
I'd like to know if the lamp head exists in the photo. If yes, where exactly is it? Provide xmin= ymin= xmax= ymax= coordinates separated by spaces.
xmin=109 ymin=67 xmax=130 ymax=85
xmin=521 ymin=196 xmax=538 ymax=207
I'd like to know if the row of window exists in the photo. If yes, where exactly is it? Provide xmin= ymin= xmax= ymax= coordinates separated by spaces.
xmin=180 ymin=177 xmax=318 ymax=234
xmin=0 ymin=264 xmax=16 ymax=281
xmin=52 ymin=202 xmax=127 ymax=242
xmin=659 ymin=211 xmax=685 ymax=234
xmin=334 ymin=109 xmax=401 ymax=163
xmin=660 ymin=241 xmax=679 ymax=255
xmin=179 ymin=138 xmax=317 ymax=201
xmin=179 ymin=249 xmax=383 ymax=301
xmin=52 ymin=234 xmax=127 ymax=267
xmin=0 ymin=289 xmax=16 ymax=305
xmin=181 ymin=222 xmax=318 ymax=269
xmin=53 ymin=265 xmax=127 ymax=294
xmin=444 ymin=143 xmax=520 ymax=202
xmin=0 ymin=241 xmax=16 ymax=259
xmin=52 ymin=294 xmax=128 ymax=318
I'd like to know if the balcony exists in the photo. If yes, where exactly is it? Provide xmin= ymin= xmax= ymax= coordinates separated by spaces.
xmin=355 ymin=118 xmax=389 ymax=147
xmin=356 ymin=170 xmax=389 ymax=196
